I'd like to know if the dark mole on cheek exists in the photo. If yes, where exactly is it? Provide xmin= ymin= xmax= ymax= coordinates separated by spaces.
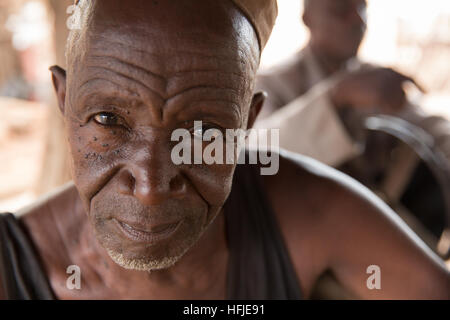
xmin=84 ymin=152 xmax=97 ymax=159
xmin=93 ymin=137 xmax=98 ymax=141
xmin=102 ymin=143 xmax=109 ymax=148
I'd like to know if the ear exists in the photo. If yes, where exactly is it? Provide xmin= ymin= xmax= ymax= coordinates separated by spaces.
xmin=247 ymin=91 xmax=266 ymax=129
xmin=49 ymin=65 xmax=67 ymax=114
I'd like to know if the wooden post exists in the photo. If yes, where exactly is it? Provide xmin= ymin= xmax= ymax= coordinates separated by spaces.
xmin=36 ymin=0 xmax=73 ymax=195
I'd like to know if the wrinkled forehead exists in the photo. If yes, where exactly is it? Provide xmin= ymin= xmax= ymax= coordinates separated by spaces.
xmin=69 ymin=0 xmax=259 ymax=78
xmin=66 ymin=0 xmax=259 ymax=118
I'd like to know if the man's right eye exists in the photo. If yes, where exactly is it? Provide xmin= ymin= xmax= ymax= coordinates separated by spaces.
xmin=93 ymin=112 xmax=120 ymax=126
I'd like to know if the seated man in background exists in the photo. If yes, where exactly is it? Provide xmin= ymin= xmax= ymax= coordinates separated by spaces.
xmin=0 ymin=0 xmax=449 ymax=300
xmin=255 ymin=0 xmax=450 ymax=254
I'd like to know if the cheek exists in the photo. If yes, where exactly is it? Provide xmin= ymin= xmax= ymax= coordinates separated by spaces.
xmin=68 ymin=120 xmax=128 ymax=160
xmin=66 ymin=121 xmax=130 ymax=204
xmin=185 ymin=163 xmax=236 ymax=209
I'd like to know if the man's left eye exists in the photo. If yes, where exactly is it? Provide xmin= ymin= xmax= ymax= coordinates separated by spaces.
xmin=93 ymin=112 xmax=120 ymax=126
xmin=191 ymin=124 xmax=223 ymax=140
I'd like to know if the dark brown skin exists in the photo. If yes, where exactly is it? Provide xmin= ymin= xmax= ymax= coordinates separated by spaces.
xmin=304 ymin=0 xmax=422 ymax=113
xmin=1 ymin=0 xmax=449 ymax=299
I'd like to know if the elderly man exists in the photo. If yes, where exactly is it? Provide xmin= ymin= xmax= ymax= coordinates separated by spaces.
xmin=0 ymin=0 xmax=449 ymax=300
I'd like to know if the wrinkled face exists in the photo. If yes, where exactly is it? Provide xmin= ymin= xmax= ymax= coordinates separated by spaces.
xmin=61 ymin=0 xmax=259 ymax=271
xmin=306 ymin=0 xmax=367 ymax=60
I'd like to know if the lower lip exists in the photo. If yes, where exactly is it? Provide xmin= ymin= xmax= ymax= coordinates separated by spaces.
xmin=114 ymin=219 xmax=181 ymax=243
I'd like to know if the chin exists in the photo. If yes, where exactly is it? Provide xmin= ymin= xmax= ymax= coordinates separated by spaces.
xmin=106 ymin=247 xmax=187 ymax=272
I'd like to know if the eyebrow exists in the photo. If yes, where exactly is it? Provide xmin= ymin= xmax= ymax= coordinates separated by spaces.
xmin=79 ymin=64 xmax=166 ymax=104
xmin=78 ymin=77 xmax=139 ymax=98
xmin=75 ymin=80 xmax=242 ymax=127
xmin=162 ymin=82 xmax=243 ymax=124
xmin=174 ymin=99 xmax=242 ymax=127
xmin=74 ymin=46 xmax=246 ymax=124
xmin=86 ymin=55 xmax=167 ymax=97
xmin=74 ymin=79 xmax=145 ymax=113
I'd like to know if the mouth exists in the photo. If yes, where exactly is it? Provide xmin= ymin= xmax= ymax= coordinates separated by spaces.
xmin=114 ymin=218 xmax=181 ymax=244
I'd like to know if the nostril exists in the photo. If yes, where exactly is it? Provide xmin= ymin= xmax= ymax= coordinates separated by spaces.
xmin=169 ymin=175 xmax=186 ymax=194
xmin=118 ymin=170 xmax=136 ymax=195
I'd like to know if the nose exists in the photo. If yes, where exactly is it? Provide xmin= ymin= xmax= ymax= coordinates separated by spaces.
xmin=117 ymin=148 xmax=187 ymax=206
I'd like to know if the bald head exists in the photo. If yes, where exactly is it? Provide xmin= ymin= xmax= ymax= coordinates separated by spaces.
xmin=66 ymin=0 xmax=260 ymax=72
xmin=64 ymin=0 xmax=262 ymax=117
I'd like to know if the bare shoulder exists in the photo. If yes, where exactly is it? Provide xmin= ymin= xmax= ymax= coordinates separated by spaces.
xmin=259 ymin=150 xmax=360 ymax=295
xmin=261 ymin=150 xmax=450 ymax=298
xmin=18 ymin=182 xmax=85 ymax=288
xmin=0 ymin=183 xmax=84 ymax=299
xmin=19 ymin=182 xmax=83 ymax=245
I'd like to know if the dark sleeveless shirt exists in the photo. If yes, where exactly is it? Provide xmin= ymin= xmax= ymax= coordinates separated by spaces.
xmin=0 ymin=163 xmax=302 ymax=300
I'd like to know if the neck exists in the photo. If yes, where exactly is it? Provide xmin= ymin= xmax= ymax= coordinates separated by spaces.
xmin=309 ymin=43 xmax=349 ymax=76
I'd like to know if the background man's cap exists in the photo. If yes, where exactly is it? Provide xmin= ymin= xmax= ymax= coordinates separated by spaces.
xmin=230 ymin=0 xmax=278 ymax=51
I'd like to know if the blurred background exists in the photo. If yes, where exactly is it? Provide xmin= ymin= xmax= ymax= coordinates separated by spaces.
xmin=262 ymin=0 xmax=450 ymax=119
xmin=0 ymin=0 xmax=71 ymax=212
xmin=0 ymin=0 xmax=449 ymax=223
